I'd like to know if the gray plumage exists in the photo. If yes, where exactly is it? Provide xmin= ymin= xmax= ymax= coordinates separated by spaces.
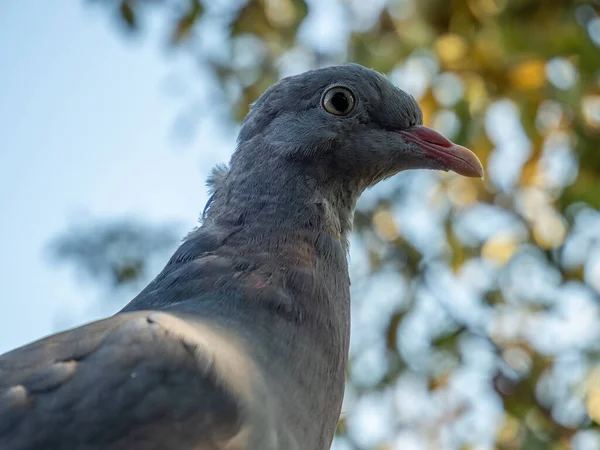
xmin=0 ymin=64 xmax=482 ymax=450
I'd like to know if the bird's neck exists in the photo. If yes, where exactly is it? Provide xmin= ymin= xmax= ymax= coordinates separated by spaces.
xmin=204 ymin=166 xmax=357 ymax=253
xmin=136 ymin=165 xmax=354 ymax=440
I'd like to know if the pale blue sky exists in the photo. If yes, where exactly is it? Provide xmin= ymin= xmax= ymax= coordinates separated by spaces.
xmin=0 ymin=2 xmax=232 ymax=353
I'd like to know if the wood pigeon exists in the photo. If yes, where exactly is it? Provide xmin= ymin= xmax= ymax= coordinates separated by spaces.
xmin=0 ymin=64 xmax=483 ymax=450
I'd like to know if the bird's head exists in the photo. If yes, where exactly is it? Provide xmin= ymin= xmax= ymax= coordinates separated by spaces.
xmin=233 ymin=64 xmax=482 ymax=190
xmin=206 ymin=64 xmax=482 ymax=238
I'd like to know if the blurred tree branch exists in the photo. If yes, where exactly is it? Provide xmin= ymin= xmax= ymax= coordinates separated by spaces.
xmin=50 ymin=218 xmax=179 ymax=289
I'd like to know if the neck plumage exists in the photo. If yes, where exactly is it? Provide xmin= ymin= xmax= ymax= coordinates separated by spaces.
xmin=194 ymin=167 xmax=352 ymax=450
xmin=202 ymin=156 xmax=357 ymax=252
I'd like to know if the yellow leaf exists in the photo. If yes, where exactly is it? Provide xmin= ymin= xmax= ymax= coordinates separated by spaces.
xmin=264 ymin=0 xmax=299 ymax=28
xmin=496 ymin=414 xmax=521 ymax=447
xmin=468 ymin=0 xmax=507 ymax=21
xmin=446 ymin=177 xmax=479 ymax=207
xmin=435 ymin=34 xmax=468 ymax=65
xmin=372 ymin=209 xmax=399 ymax=241
xmin=532 ymin=211 xmax=567 ymax=249
xmin=482 ymin=234 xmax=518 ymax=265
xmin=509 ymin=60 xmax=546 ymax=91
xmin=587 ymin=387 xmax=600 ymax=423
xmin=463 ymin=72 xmax=489 ymax=114
xmin=582 ymin=95 xmax=600 ymax=129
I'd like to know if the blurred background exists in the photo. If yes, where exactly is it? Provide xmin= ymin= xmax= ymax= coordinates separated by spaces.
xmin=1 ymin=0 xmax=600 ymax=448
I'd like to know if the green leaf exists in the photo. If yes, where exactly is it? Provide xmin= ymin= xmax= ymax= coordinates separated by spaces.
xmin=171 ymin=0 xmax=203 ymax=44
xmin=119 ymin=1 xmax=136 ymax=29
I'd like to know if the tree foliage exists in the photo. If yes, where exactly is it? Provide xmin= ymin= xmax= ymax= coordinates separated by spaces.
xmin=51 ymin=218 xmax=179 ymax=289
xmin=55 ymin=0 xmax=600 ymax=448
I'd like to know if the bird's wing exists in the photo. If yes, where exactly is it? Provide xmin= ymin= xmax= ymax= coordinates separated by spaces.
xmin=0 ymin=310 xmax=272 ymax=450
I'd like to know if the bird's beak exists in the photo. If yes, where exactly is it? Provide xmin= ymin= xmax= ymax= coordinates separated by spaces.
xmin=399 ymin=126 xmax=484 ymax=178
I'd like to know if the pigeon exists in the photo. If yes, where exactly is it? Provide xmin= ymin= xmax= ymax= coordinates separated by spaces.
xmin=0 ymin=63 xmax=483 ymax=450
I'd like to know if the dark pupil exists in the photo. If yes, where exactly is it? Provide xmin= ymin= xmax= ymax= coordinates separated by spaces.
xmin=331 ymin=91 xmax=349 ymax=112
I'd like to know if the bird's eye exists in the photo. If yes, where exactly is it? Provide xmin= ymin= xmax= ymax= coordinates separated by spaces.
xmin=322 ymin=87 xmax=355 ymax=116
